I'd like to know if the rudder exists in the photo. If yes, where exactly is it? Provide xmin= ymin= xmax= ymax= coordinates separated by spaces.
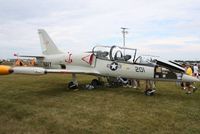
xmin=38 ymin=29 xmax=63 ymax=55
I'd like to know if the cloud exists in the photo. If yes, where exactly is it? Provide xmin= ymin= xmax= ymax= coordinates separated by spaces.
xmin=0 ymin=0 xmax=200 ymax=60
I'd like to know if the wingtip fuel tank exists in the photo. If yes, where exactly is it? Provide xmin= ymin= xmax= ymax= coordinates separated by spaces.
xmin=182 ymin=74 xmax=200 ymax=82
xmin=0 ymin=66 xmax=46 ymax=75
xmin=12 ymin=67 xmax=47 ymax=75
xmin=0 ymin=65 xmax=13 ymax=75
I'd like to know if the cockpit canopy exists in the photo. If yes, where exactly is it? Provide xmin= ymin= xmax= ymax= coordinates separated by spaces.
xmin=92 ymin=45 xmax=137 ymax=63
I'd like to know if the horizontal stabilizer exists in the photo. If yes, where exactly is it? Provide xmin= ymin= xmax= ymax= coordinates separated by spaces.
xmin=16 ymin=55 xmax=44 ymax=59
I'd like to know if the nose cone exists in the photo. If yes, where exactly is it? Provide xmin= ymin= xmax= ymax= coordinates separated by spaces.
xmin=182 ymin=74 xmax=200 ymax=82
xmin=0 ymin=65 xmax=13 ymax=75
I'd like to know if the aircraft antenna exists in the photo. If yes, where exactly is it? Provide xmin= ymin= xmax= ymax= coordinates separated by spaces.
xmin=121 ymin=27 xmax=128 ymax=55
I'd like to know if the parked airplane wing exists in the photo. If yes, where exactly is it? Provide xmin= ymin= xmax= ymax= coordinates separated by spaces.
xmin=0 ymin=66 xmax=101 ymax=75
xmin=46 ymin=69 xmax=101 ymax=75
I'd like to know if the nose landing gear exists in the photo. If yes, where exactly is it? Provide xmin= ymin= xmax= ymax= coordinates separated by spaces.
xmin=145 ymin=89 xmax=156 ymax=96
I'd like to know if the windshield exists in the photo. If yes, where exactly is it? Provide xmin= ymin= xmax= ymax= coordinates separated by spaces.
xmin=135 ymin=55 xmax=158 ymax=64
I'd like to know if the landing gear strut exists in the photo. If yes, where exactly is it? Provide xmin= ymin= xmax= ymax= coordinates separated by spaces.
xmin=68 ymin=73 xmax=78 ymax=90
xmin=144 ymin=80 xmax=156 ymax=96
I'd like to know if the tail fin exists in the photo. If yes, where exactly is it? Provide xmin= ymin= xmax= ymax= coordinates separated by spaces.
xmin=38 ymin=29 xmax=63 ymax=55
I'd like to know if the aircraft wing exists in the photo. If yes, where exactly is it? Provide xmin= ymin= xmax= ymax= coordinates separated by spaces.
xmin=0 ymin=66 xmax=101 ymax=75
xmin=46 ymin=69 xmax=101 ymax=75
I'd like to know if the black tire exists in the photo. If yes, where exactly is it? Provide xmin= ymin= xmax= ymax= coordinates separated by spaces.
xmin=145 ymin=89 xmax=154 ymax=96
xmin=68 ymin=82 xmax=78 ymax=89
xmin=91 ymin=79 xmax=100 ymax=88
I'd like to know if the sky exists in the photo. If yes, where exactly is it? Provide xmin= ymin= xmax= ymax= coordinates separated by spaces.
xmin=0 ymin=0 xmax=200 ymax=60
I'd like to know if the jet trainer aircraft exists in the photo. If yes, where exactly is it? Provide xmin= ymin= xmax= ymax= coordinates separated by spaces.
xmin=0 ymin=29 xmax=199 ymax=95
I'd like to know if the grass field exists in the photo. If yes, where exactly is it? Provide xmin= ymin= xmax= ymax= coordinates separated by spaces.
xmin=0 ymin=74 xmax=200 ymax=134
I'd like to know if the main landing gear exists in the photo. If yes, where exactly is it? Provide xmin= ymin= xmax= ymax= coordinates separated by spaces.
xmin=67 ymin=74 xmax=103 ymax=90
xmin=68 ymin=74 xmax=78 ymax=90
xmin=91 ymin=78 xmax=104 ymax=88
xmin=68 ymin=81 xmax=78 ymax=89
xmin=85 ymin=77 xmax=104 ymax=90
xmin=67 ymin=75 xmax=157 ymax=96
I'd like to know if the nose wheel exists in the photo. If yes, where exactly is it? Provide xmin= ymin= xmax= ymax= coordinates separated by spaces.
xmin=145 ymin=89 xmax=156 ymax=96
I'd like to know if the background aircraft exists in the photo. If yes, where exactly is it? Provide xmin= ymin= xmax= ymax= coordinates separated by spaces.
xmin=0 ymin=29 xmax=199 ymax=95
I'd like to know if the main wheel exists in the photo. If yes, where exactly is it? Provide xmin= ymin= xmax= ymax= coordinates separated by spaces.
xmin=68 ymin=82 xmax=78 ymax=89
xmin=145 ymin=89 xmax=155 ymax=96
xmin=91 ymin=79 xmax=100 ymax=88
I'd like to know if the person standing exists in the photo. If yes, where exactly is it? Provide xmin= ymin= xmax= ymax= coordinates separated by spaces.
xmin=185 ymin=65 xmax=193 ymax=94
xmin=193 ymin=64 xmax=199 ymax=79
xmin=181 ymin=64 xmax=187 ymax=90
